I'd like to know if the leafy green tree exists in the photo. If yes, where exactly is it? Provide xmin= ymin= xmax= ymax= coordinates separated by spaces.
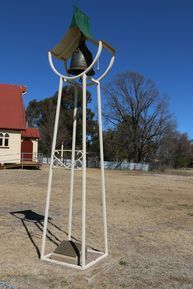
xmin=158 ymin=131 xmax=193 ymax=168
xmin=26 ymin=85 xmax=96 ymax=155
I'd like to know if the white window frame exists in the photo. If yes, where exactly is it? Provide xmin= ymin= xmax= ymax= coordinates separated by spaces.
xmin=0 ymin=132 xmax=10 ymax=147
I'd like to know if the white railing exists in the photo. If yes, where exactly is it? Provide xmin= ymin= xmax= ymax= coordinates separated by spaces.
xmin=53 ymin=149 xmax=83 ymax=169
xmin=0 ymin=152 xmax=43 ymax=165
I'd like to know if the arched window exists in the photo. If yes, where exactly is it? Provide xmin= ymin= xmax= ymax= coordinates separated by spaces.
xmin=0 ymin=133 xmax=10 ymax=147
xmin=0 ymin=133 xmax=3 ymax=146
xmin=4 ymin=133 xmax=9 ymax=147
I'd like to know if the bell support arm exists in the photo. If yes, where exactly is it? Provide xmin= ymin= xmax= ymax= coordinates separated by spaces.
xmin=48 ymin=41 xmax=103 ymax=81
xmin=86 ymin=42 xmax=115 ymax=86
xmin=91 ymin=54 xmax=115 ymax=84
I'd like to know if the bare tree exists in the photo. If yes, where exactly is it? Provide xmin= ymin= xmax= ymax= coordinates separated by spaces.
xmin=103 ymin=71 xmax=175 ymax=162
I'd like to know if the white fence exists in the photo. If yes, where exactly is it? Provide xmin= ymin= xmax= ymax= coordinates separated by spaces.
xmin=43 ymin=156 xmax=149 ymax=171
xmin=103 ymin=161 xmax=149 ymax=171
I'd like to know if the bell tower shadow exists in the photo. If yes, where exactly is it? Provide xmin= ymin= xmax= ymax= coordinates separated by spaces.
xmin=10 ymin=209 xmax=66 ymax=258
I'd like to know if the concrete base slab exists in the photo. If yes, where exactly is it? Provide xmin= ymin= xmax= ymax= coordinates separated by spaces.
xmin=81 ymin=254 xmax=123 ymax=283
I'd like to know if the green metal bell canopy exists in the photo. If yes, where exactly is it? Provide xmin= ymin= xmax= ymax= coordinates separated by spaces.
xmin=51 ymin=6 xmax=115 ymax=76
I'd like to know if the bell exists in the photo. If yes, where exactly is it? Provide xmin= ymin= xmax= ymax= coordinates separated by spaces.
xmin=68 ymin=41 xmax=95 ymax=76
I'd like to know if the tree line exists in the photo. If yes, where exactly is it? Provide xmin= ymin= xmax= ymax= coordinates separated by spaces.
xmin=26 ymin=71 xmax=193 ymax=169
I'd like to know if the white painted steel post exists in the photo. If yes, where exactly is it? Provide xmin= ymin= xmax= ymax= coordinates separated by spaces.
xmin=82 ymin=73 xmax=87 ymax=268
xmin=61 ymin=142 xmax=64 ymax=162
xmin=97 ymin=81 xmax=108 ymax=255
xmin=41 ymin=76 xmax=63 ymax=259
xmin=68 ymin=86 xmax=78 ymax=240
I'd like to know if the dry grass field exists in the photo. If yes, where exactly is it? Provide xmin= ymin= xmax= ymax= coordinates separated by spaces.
xmin=1 ymin=166 xmax=193 ymax=289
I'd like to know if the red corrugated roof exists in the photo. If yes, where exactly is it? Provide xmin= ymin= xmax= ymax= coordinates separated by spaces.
xmin=21 ymin=127 xmax=40 ymax=139
xmin=0 ymin=84 xmax=26 ymax=130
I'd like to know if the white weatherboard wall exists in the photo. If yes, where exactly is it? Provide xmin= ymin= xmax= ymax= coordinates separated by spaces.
xmin=0 ymin=131 xmax=21 ymax=164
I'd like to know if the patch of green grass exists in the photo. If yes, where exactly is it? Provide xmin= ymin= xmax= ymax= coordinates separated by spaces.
xmin=120 ymin=283 xmax=128 ymax=288
xmin=119 ymin=259 xmax=128 ymax=266
xmin=178 ymin=204 xmax=193 ymax=209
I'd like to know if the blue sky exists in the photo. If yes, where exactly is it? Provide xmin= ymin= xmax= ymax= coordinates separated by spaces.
xmin=0 ymin=0 xmax=193 ymax=137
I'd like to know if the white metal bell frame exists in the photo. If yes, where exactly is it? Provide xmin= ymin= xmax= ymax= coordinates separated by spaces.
xmin=41 ymin=41 xmax=115 ymax=270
